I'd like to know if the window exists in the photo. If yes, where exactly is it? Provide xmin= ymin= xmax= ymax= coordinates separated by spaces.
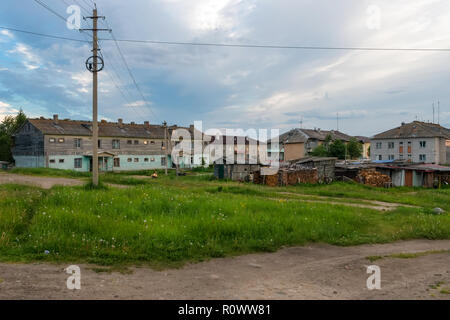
xmin=378 ymin=155 xmax=382 ymax=160
xmin=151 ymin=158 xmax=155 ymax=162
xmin=59 ymin=159 xmax=64 ymax=163
xmin=419 ymin=154 xmax=426 ymax=161
xmin=134 ymin=140 xmax=139 ymax=145
xmin=114 ymin=158 xmax=120 ymax=167
xmin=144 ymin=140 xmax=148 ymax=145
xmin=58 ymin=138 xmax=65 ymax=143
xmin=49 ymin=159 xmax=55 ymax=163
xmin=388 ymin=155 xmax=395 ymax=160
xmin=74 ymin=158 xmax=82 ymax=169
xmin=127 ymin=158 xmax=132 ymax=162
xmin=420 ymin=141 xmax=426 ymax=148
xmin=74 ymin=138 xmax=82 ymax=148
xmin=150 ymin=141 xmax=155 ymax=144
xmin=388 ymin=142 xmax=394 ymax=149
xmin=144 ymin=158 xmax=149 ymax=162
xmin=376 ymin=142 xmax=382 ymax=149
xmin=98 ymin=140 xmax=102 ymax=148
xmin=49 ymin=138 xmax=56 ymax=143
xmin=127 ymin=140 xmax=132 ymax=145
xmin=161 ymin=142 xmax=165 ymax=150
xmin=112 ymin=140 xmax=120 ymax=149
xmin=134 ymin=158 xmax=139 ymax=162
xmin=191 ymin=157 xmax=194 ymax=164
xmin=161 ymin=157 xmax=166 ymax=166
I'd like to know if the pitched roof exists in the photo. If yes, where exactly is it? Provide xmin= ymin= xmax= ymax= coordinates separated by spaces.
xmin=269 ymin=129 xmax=308 ymax=144
xmin=355 ymin=136 xmax=371 ymax=143
xmin=372 ymin=121 xmax=450 ymax=140
xmin=270 ymin=128 xmax=353 ymax=144
xmin=27 ymin=118 xmax=199 ymax=140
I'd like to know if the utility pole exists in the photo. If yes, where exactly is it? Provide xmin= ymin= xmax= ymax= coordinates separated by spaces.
xmin=163 ymin=121 xmax=168 ymax=175
xmin=83 ymin=6 xmax=110 ymax=186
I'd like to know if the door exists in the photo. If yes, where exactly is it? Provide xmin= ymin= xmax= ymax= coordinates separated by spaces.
xmin=405 ymin=170 xmax=413 ymax=187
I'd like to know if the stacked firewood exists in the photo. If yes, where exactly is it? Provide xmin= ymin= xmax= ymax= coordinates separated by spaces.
xmin=356 ymin=169 xmax=391 ymax=187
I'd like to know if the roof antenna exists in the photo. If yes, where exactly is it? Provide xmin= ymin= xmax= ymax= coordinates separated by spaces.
xmin=336 ymin=112 xmax=339 ymax=131
xmin=438 ymin=100 xmax=440 ymax=124
xmin=433 ymin=102 xmax=435 ymax=124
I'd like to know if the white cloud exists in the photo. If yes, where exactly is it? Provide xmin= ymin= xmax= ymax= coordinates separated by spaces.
xmin=125 ymin=100 xmax=148 ymax=108
xmin=0 ymin=101 xmax=19 ymax=122
xmin=9 ymin=43 xmax=41 ymax=70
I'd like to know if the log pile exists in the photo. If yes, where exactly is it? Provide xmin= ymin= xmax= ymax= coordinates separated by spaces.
xmin=356 ymin=169 xmax=391 ymax=187
xmin=264 ymin=174 xmax=279 ymax=187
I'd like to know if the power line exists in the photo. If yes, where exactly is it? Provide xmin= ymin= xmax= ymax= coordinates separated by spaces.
xmin=103 ymin=18 xmax=160 ymax=122
xmin=0 ymin=26 xmax=88 ymax=42
xmin=99 ymin=38 xmax=450 ymax=52
xmin=32 ymin=0 xmax=72 ymax=25
xmin=3 ymin=24 xmax=450 ymax=53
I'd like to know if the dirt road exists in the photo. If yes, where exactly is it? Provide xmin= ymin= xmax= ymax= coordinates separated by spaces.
xmin=1 ymin=240 xmax=449 ymax=300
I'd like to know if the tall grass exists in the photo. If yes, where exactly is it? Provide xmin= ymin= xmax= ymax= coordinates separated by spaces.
xmin=0 ymin=179 xmax=449 ymax=267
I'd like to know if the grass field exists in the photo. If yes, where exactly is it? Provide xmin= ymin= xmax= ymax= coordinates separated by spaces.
xmin=0 ymin=168 xmax=449 ymax=268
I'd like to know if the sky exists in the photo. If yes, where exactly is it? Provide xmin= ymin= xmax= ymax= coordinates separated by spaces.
xmin=0 ymin=0 xmax=450 ymax=137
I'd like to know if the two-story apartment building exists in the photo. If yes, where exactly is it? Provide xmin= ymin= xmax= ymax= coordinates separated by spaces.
xmin=12 ymin=115 xmax=204 ymax=171
xmin=268 ymin=128 xmax=360 ymax=162
xmin=370 ymin=121 xmax=450 ymax=164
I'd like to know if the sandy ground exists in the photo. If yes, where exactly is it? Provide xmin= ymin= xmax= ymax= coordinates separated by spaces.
xmin=0 ymin=240 xmax=449 ymax=300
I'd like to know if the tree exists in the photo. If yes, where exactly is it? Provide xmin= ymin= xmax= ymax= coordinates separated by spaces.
xmin=329 ymin=139 xmax=346 ymax=159
xmin=310 ymin=144 xmax=328 ymax=157
xmin=347 ymin=138 xmax=363 ymax=159
xmin=0 ymin=109 xmax=27 ymax=162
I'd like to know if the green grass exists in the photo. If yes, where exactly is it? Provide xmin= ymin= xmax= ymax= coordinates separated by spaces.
xmin=9 ymin=167 xmax=91 ymax=178
xmin=1 ymin=170 xmax=450 ymax=268
xmin=367 ymin=250 xmax=450 ymax=262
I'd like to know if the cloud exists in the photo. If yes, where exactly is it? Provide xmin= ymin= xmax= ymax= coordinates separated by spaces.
xmin=125 ymin=100 xmax=149 ymax=107
xmin=0 ymin=29 xmax=14 ymax=40
xmin=1 ymin=0 xmax=450 ymax=135
xmin=8 ymin=43 xmax=41 ymax=70
xmin=0 ymin=101 xmax=19 ymax=122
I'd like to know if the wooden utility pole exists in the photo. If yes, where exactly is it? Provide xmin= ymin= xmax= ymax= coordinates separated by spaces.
xmin=92 ymin=9 xmax=99 ymax=186
xmin=163 ymin=121 xmax=168 ymax=175
xmin=83 ymin=6 xmax=110 ymax=186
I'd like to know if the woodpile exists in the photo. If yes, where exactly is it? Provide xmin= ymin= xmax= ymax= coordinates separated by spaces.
xmin=356 ymin=169 xmax=391 ymax=187
xmin=264 ymin=174 xmax=279 ymax=187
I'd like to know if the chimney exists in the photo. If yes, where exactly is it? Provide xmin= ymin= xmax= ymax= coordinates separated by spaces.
xmin=144 ymin=121 xmax=150 ymax=127
xmin=131 ymin=121 xmax=135 ymax=125
xmin=101 ymin=119 xmax=107 ymax=123
xmin=118 ymin=119 xmax=123 ymax=127
xmin=53 ymin=114 xmax=59 ymax=124
xmin=190 ymin=124 xmax=194 ymax=132
xmin=401 ymin=122 xmax=405 ymax=126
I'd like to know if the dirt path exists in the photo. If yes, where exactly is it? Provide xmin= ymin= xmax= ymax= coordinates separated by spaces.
xmin=0 ymin=173 xmax=84 ymax=189
xmin=0 ymin=173 xmax=131 ymax=190
xmin=1 ymin=240 xmax=449 ymax=300
xmin=276 ymin=192 xmax=419 ymax=211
